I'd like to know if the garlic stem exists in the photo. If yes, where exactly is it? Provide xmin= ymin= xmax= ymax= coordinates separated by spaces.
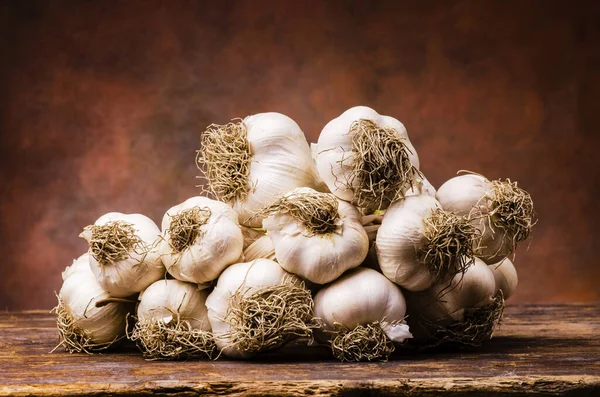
xmin=95 ymin=297 xmax=137 ymax=307
xmin=361 ymin=214 xmax=383 ymax=225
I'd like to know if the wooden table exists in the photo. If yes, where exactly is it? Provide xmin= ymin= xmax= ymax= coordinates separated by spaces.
xmin=1 ymin=304 xmax=598 ymax=396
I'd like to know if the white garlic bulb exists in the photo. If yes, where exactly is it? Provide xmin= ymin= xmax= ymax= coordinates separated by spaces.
xmin=55 ymin=253 xmax=133 ymax=352
xmin=262 ymin=187 xmax=369 ymax=284
xmin=314 ymin=267 xmax=412 ymax=361
xmin=80 ymin=212 xmax=165 ymax=297
xmin=131 ymin=279 xmax=215 ymax=359
xmin=198 ymin=112 xmax=323 ymax=227
xmin=376 ymin=194 xmax=477 ymax=291
xmin=205 ymin=259 xmax=313 ymax=358
xmin=315 ymin=106 xmax=420 ymax=211
xmin=489 ymin=258 xmax=518 ymax=300
xmin=405 ymin=257 xmax=503 ymax=347
xmin=159 ymin=197 xmax=243 ymax=285
xmin=436 ymin=174 xmax=535 ymax=264
xmin=137 ymin=279 xmax=210 ymax=330
xmin=416 ymin=257 xmax=497 ymax=322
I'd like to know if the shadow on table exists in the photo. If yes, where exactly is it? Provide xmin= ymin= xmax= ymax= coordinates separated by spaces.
xmin=245 ymin=334 xmax=590 ymax=363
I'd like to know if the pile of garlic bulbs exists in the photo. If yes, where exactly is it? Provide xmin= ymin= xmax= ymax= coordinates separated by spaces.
xmin=54 ymin=107 xmax=535 ymax=361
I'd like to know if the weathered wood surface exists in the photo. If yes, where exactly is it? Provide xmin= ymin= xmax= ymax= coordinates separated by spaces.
xmin=0 ymin=304 xmax=598 ymax=396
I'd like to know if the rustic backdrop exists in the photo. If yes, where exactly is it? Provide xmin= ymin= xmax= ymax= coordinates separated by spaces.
xmin=1 ymin=0 xmax=598 ymax=310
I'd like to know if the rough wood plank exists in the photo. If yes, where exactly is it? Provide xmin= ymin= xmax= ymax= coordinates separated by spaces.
xmin=0 ymin=304 xmax=599 ymax=396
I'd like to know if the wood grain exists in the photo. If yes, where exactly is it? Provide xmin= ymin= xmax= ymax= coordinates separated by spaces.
xmin=0 ymin=304 xmax=598 ymax=396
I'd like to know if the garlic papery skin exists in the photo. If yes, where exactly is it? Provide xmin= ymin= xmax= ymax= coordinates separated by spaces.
xmin=261 ymin=187 xmax=369 ymax=284
xmin=314 ymin=267 xmax=412 ymax=362
xmin=159 ymin=197 xmax=243 ymax=285
xmin=404 ymin=173 xmax=436 ymax=198
xmin=55 ymin=253 xmax=134 ymax=353
xmin=80 ymin=212 xmax=165 ymax=298
xmin=489 ymin=258 xmax=518 ymax=300
xmin=315 ymin=106 xmax=420 ymax=211
xmin=405 ymin=257 xmax=503 ymax=347
xmin=436 ymin=174 xmax=535 ymax=264
xmin=205 ymin=259 xmax=313 ymax=359
xmin=243 ymin=235 xmax=277 ymax=262
xmin=130 ymin=279 xmax=216 ymax=359
xmin=62 ymin=252 xmax=95 ymax=280
xmin=376 ymin=194 xmax=477 ymax=291
xmin=197 ymin=112 xmax=322 ymax=228
xmin=241 ymin=226 xmax=266 ymax=250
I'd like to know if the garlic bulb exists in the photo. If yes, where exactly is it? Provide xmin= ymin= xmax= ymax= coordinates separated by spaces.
xmin=436 ymin=173 xmax=535 ymax=264
xmin=415 ymin=257 xmax=497 ymax=322
xmin=261 ymin=187 xmax=369 ymax=284
xmin=405 ymin=257 xmax=503 ymax=347
xmin=129 ymin=279 xmax=216 ymax=359
xmin=489 ymin=258 xmax=518 ymax=300
xmin=376 ymin=194 xmax=477 ymax=291
xmin=197 ymin=112 xmax=322 ymax=227
xmin=315 ymin=106 xmax=420 ymax=211
xmin=81 ymin=212 xmax=165 ymax=297
xmin=54 ymin=253 xmax=134 ymax=353
xmin=205 ymin=259 xmax=314 ymax=358
xmin=243 ymin=235 xmax=277 ymax=262
xmin=314 ymin=267 xmax=412 ymax=361
xmin=159 ymin=197 xmax=243 ymax=285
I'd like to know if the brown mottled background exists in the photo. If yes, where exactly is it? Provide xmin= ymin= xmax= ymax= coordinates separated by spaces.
xmin=0 ymin=0 xmax=598 ymax=310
